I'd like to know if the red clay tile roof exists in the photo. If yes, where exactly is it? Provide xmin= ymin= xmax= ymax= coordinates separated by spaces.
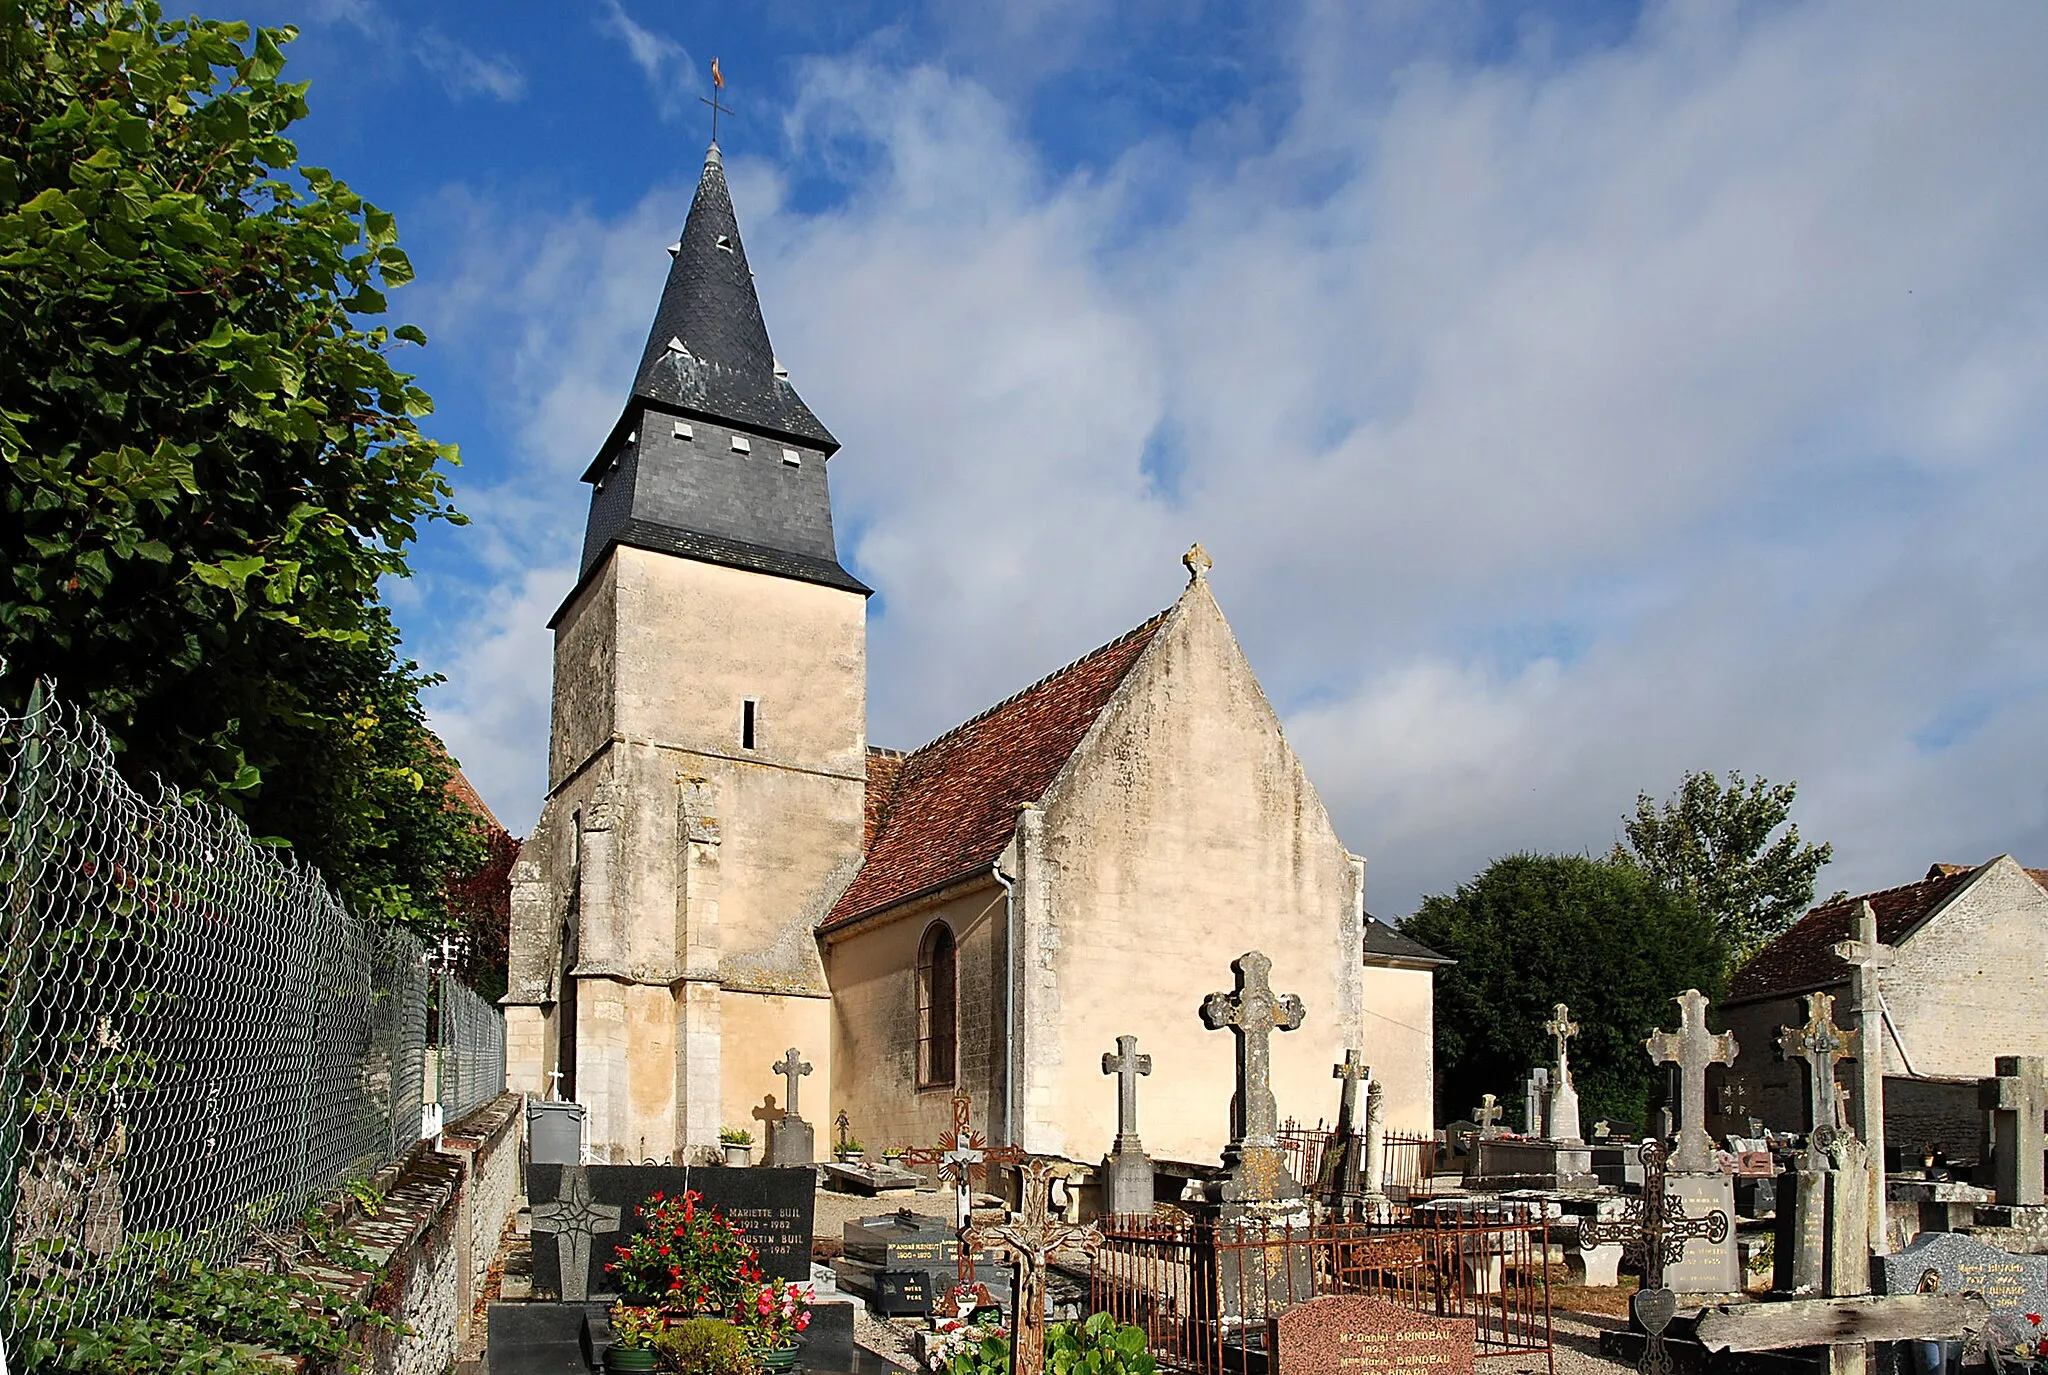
xmin=1727 ymin=862 xmax=1988 ymax=1002
xmin=824 ymin=611 xmax=1170 ymax=929
xmin=444 ymin=765 xmax=508 ymax=839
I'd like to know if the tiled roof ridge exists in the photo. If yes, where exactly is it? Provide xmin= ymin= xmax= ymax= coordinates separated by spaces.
xmin=1727 ymin=860 xmax=1990 ymax=1002
xmin=901 ymin=609 xmax=1172 ymax=761
xmin=1806 ymin=864 xmax=1987 ymax=917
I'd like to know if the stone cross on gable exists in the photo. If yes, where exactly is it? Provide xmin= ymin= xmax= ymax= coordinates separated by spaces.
xmin=1547 ymin=1003 xmax=1580 ymax=1083
xmin=964 ymin=1158 xmax=1105 ymax=1375
xmin=1645 ymin=988 xmax=1739 ymax=1174
xmin=1200 ymin=951 xmax=1307 ymax=1147
xmin=1777 ymin=991 xmax=1858 ymax=1155
xmin=1102 ymin=1035 xmax=1153 ymax=1150
xmin=1981 ymin=1055 xmax=2048 ymax=1207
xmin=773 ymin=1046 xmax=812 ymax=1120
xmin=531 ymin=1166 xmax=621 ymax=1302
xmin=1833 ymin=901 xmax=1896 ymax=1251
xmin=1473 ymin=1094 xmax=1504 ymax=1136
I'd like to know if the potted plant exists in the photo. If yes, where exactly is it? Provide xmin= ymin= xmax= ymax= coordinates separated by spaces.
xmin=654 ymin=1316 xmax=754 ymax=1375
xmin=834 ymin=1136 xmax=865 ymax=1165
xmin=605 ymin=1304 xmax=662 ymax=1374
xmin=719 ymin=1126 xmax=754 ymax=1166
xmin=607 ymin=1189 xmax=763 ymax=1314
xmin=737 ymin=1277 xmax=813 ymax=1373
xmin=882 ymin=1146 xmax=907 ymax=1167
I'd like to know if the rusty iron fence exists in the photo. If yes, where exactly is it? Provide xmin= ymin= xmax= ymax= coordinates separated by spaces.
xmin=1088 ymin=1205 xmax=1553 ymax=1374
xmin=1274 ymin=1124 xmax=1441 ymax=1201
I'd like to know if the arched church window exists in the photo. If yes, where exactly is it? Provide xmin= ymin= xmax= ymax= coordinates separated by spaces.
xmin=917 ymin=921 xmax=957 ymax=1088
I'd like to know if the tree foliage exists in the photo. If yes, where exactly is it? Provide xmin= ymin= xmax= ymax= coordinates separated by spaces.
xmin=0 ymin=2 xmax=479 ymax=927
xmin=1617 ymin=769 xmax=1832 ymax=966
xmin=1404 ymin=854 xmax=1727 ymax=1128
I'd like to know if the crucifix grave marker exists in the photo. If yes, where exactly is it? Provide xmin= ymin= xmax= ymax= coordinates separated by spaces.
xmin=963 ymin=1158 xmax=1105 ymax=1375
xmin=530 ymin=1166 xmax=622 ymax=1302
xmin=1778 ymin=991 xmax=1858 ymax=1162
xmin=1579 ymin=1139 xmax=1732 ymax=1375
xmin=1981 ymin=1056 xmax=2047 ymax=1207
xmin=1645 ymin=988 xmax=1739 ymax=1174
xmin=1200 ymin=951 xmax=1307 ymax=1204
xmin=902 ymin=1092 xmax=1025 ymax=1314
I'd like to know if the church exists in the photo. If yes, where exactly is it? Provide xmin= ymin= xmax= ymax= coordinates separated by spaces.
xmin=501 ymin=142 xmax=1442 ymax=1177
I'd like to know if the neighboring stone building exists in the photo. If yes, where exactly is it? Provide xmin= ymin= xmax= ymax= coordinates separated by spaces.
xmin=1721 ymin=855 xmax=2048 ymax=1164
xmin=502 ymin=141 xmax=1444 ymax=1171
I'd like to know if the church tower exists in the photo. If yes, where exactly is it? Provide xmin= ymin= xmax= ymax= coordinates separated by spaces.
xmin=504 ymin=145 xmax=868 ymax=1163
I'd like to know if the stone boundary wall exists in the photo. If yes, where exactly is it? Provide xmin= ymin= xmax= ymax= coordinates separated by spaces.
xmin=289 ymin=1092 xmax=523 ymax=1375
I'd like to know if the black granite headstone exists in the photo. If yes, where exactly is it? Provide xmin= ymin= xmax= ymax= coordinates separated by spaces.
xmin=1879 ymin=1231 xmax=2048 ymax=1321
xmin=486 ymin=1302 xmax=604 ymax=1375
xmin=528 ymin=1163 xmax=815 ymax=1299
xmin=842 ymin=1211 xmax=957 ymax=1269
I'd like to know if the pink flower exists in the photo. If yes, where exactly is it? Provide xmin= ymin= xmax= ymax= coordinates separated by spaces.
xmin=796 ymin=1312 xmax=811 ymax=1332
xmin=757 ymin=1288 xmax=774 ymax=1316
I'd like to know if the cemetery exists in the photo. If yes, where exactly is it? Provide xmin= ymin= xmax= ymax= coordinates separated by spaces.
xmin=1 ymin=10 xmax=2044 ymax=1375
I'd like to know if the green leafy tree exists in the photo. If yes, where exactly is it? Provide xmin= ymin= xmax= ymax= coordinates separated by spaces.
xmin=1404 ymin=854 xmax=1726 ymax=1127
xmin=1617 ymin=769 xmax=1832 ymax=965
xmin=0 ymin=2 xmax=479 ymax=927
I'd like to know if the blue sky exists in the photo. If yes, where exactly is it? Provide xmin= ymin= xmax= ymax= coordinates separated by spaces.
xmin=251 ymin=0 xmax=2048 ymax=917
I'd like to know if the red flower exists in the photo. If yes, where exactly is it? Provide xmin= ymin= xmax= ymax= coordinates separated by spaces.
xmin=2030 ymin=1315 xmax=2042 ymax=1326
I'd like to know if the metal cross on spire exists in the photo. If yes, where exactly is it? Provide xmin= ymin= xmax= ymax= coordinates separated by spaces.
xmin=701 ymin=57 xmax=734 ymax=144
xmin=1644 ymin=988 xmax=1738 ymax=1174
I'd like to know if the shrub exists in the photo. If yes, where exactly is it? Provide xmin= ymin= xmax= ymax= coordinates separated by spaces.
xmin=653 ymin=1317 xmax=754 ymax=1375
xmin=1046 ymin=1314 xmax=1158 ymax=1374
xmin=607 ymin=1190 xmax=760 ymax=1312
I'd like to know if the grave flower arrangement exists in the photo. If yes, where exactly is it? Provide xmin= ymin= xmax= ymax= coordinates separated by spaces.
xmin=606 ymin=1189 xmax=762 ymax=1314
xmin=735 ymin=1277 xmax=813 ymax=1367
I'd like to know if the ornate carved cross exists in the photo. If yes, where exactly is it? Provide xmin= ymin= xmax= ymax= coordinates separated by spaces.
xmin=1777 ymin=990 xmax=1858 ymax=1154
xmin=1101 ymin=1035 xmax=1152 ymax=1149
xmin=1201 ymin=951 xmax=1306 ymax=1147
xmin=901 ymin=1093 xmax=1026 ymax=1312
xmin=1578 ymin=1139 xmax=1730 ymax=1375
xmin=1547 ymin=1003 xmax=1580 ymax=1083
xmin=531 ymin=1166 xmax=621 ymax=1302
xmin=773 ymin=1046 xmax=812 ymax=1120
xmin=963 ymin=1158 xmax=1105 ymax=1375
xmin=1644 ymin=988 xmax=1738 ymax=1174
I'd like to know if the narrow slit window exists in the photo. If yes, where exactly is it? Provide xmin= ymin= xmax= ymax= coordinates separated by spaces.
xmin=741 ymin=698 xmax=758 ymax=751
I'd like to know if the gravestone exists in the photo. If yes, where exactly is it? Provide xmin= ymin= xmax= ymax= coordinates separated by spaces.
xmin=1832 ymin=902 xmax=1895 ymax=1252
xmin=528 ymin=1163 xmax=814 ymax=1299
xmin=1270 ymin=1294 xmax=1476 ymax=1375
xmin=1524 ymin=1067 xmax=1550 ymax=1138
xmin=963 ymin=1158 xmax=1104 ymax=1375
xmin=1472 ymin=1094 xmax=1505 ymax=1139
xmin=1647 ymin=988 xmax=1738 ymax=1174
xmin=1101 ymin=1034 xmax=1156 ymax=1216
xmin=1317 ymin=1049 xmax=1370 ymax=1203
xmin=1663 ymin=1173 xmax=1741 ymax=1294
xmin=1546 ymin=1004 xmax=1584 ymax=1144
xmin=1361 ymin=1079 xmax=1388 ymax=1196
xmin=1877 ymin=1230 xmax=2048 ymax=1323
xmin=766 ymin=1047 xmax=816 ymax=1167
xmin=1980 ymin=1056 xmax=2046 ymax=1208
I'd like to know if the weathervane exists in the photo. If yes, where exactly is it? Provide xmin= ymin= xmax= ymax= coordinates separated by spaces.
xmin=701 ymin=57 xmax=733 ymax=144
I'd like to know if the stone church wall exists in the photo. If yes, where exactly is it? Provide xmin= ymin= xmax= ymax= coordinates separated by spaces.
xmin=1022 ymin=580 xmax=1370 ymax=1167
xmin=1359 ymin=964 xmax=1436 ymax=1133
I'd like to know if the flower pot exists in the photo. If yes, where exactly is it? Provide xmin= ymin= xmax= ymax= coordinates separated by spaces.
xmin=722 ymin=1142 xmax=753 ymax=1166
xmin=603 ymin=1346 xmax=659 ymax=1374
xmin=757 ymin=1345 xmax=799 ymax=1373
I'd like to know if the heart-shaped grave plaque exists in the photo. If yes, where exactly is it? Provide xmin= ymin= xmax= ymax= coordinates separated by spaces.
xmin=1633 ymin=1286 xmax=1678 ymax=1336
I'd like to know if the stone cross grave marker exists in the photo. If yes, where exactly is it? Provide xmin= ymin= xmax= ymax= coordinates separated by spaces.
xmin=1831 ymin=901 xmax=1895 ymax=1250
xmin=1321 ymin=1049 xmax=1370 ymax=1198
xmin=1102 ymin=1035 xmax=1153 ymax=1152
xmin=1579 ymin=1139 xmax=1731 ymax=1375
xmin=1645 ymin=988 xmax=1738 ymax=1174
xmin=1201 ymin=950 xmax=1307 ymax=1203
xmin=774 ymin=1047 xmax=813 ymax=1120
xmin=1981 ymin=1056 xmax=2047 ymax=1207
xmin=1472 ymin=1094 xmax=1504 ymax=1138
xmin=963 ymin=1157 xmax=1105 ymax=1375
xmin=1778 ymin=991 xmax=1858 ymax=1163
xmin=903 ymin=1091 xmax=1025 ymax=1315
xmin=530 ymin=1165 xmax=622 ymax=1302
xmin=1524 ymin=1067 xmax=1550 ymax=1138
xmin=1547 ymin=1003 xmax=1585 ymax=1143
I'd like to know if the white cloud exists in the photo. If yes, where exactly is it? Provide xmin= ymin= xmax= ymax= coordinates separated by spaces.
xmin=304 ymin=0 xmax=526 ymax=103
xmin=411 ymin=0 xmax=2048 ymax=921
xmin=595 ymin=0 xmax=700 ymax=121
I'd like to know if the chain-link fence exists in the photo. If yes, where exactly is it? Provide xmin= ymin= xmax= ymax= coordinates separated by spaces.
xmin=438 ymin=976 xmax=508 ymax=1126
xmin=0 ymin=683 xmax=507 ymax=1347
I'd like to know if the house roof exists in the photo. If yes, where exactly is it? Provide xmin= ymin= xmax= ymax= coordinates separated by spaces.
xmin=629 ymin=146 xmax=835 ymax=450
xmin=823 ymin=611 xmax=1170 ymax=929
xmin=1363 ymin=916 xmax=1454 ymax=968
xmin=1726 ymin=861 xmax=1993 ymax=1002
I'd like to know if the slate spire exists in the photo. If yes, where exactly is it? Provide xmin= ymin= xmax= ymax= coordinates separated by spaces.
xmin=630 ymin=144 xmax=835 ymax=450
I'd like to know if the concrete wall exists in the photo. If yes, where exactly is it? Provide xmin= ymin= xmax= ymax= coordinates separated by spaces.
xmin=824 ymin=882 xmax=1007 ymax=1156
xmin=1359 ymin=964 xmax=1437 ymax=1133
xmin=1019 ymin=576 xmax=1371 ymax=1167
